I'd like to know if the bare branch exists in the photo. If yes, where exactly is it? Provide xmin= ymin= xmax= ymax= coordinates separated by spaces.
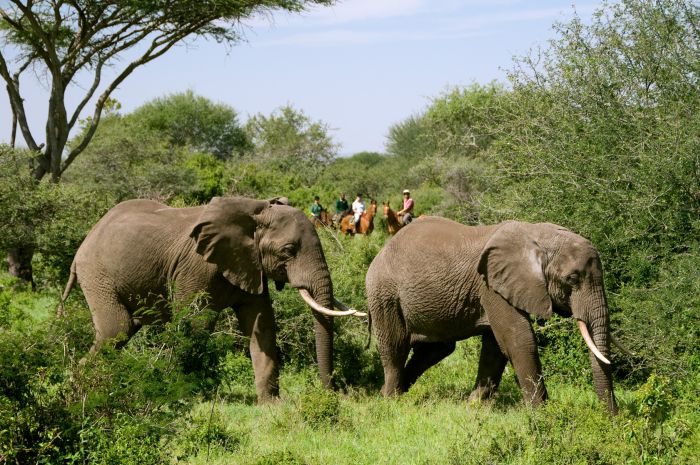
xmin=61 ymin=21 xmax=208 ymax=173
xmin=0 ymin=49 xmax=40 ymax=151
xmin=66 ymin=57 xmax=102 ymax=131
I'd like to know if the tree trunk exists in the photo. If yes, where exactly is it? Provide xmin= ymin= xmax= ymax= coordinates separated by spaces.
xmin=7 ymin=244 xmax=36 ymax=291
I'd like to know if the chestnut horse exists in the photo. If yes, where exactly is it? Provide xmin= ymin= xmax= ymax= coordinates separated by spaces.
xmin=311 ymin=208 xmax=333 ymax=228
xmin=340 ymin=200 xmax=377 ymax=235
xmin=382 ymin=201 xmax=403 ymax=235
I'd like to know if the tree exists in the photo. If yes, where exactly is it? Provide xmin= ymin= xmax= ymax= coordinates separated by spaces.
xmin=64 ymin=91 xmax=247 ymax=204
xmin=0 ymin=0 xmax=335 ymax=285
xmin=130 ymin=90 xmax=251 ymax=160
xmin=63 ymin=113 xmax=198 ymax=203
xmin=244 ymin=104 xmax=339 ymax=180
xmin=481 ymin=0 xmax=700 ymax=288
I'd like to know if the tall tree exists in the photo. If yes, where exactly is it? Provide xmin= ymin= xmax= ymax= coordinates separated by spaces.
xmin=244 ymin=104 xmax=339 ymax=180
xmin=0 ymin=0 xmax=334 ymax=285
xmin=130 ymin=90 xmax=252 ymax=160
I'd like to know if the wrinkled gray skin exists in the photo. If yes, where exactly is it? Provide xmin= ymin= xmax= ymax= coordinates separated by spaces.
xmin=62 ymin=196 xmax=337 ymax=403
xmin=366 ymin=217 xmax=617 ymax=413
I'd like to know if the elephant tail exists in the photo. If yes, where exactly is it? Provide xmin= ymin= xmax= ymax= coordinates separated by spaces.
xmin=365 ymin=312 xmax=372 ymax=350
xmin=56 ymin=260 xmax=77 ymax=318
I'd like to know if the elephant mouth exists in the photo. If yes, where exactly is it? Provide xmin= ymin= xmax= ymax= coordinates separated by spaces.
xmin=553 ymin=303 xmax=573 ymax=317
xmin=297 ymin=289 xmax=367 ymax=317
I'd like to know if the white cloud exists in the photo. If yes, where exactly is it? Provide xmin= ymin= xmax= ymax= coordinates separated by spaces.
xmin=251 ymin=4 xmax=592 ymax=48
xmin=308 ymin=0 xmax=427 ymax=24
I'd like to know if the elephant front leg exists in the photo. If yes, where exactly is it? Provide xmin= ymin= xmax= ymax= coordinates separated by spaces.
xmin=469 ymin=330 xmax=508 ymax=402
xmin=482 ymin=290 xmax=548 ymax=406
xmin=236 ymin=299 xmax=280 ymax=404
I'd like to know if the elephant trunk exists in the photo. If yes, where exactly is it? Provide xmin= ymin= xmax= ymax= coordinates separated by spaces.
xmin=303 ymin=272 xmax=335 ymax=389
xmin=574 ymin=289 xmax=618 ymax=414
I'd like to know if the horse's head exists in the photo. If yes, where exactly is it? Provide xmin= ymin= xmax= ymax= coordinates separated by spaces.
xmin=382 ymin=201 xmax=391 ymax=217
xmin=368 ymin=199 xmax=378 ymax=214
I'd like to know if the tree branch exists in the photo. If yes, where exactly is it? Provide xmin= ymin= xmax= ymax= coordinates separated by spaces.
xmin=0 ymin=49 xmax=40 ymax=151
xmin=66 ymin=56 xmax=102 ymax=130
xmin=61 ymin=20 xmax=208 ymax=173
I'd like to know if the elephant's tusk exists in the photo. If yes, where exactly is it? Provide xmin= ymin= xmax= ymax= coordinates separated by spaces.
xmin=611 ymin=334 xmax=634 ymax=357
xmin=333 ymin=297 xmax=368 ymax=318
xmin=298 ymin=289 xmax=360 ymax=317
xmin=577 ymin=320 xmax=611 ymax=365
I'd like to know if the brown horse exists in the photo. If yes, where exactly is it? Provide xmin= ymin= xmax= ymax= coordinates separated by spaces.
xmin=340 ymin=200 xmax=377 ymax=235
xmin=311 ymin=208 xmax=333 ymax=228
xmin=382 ymin=201 xmax=403 ymax=235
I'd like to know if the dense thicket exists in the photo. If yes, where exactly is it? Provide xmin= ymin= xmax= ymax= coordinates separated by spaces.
xmin=1 ymin=0 xmax=699 ymax=463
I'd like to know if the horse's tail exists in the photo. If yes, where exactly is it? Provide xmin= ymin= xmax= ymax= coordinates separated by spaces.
xmin=56 ymin=260 xmax=77 ymax=317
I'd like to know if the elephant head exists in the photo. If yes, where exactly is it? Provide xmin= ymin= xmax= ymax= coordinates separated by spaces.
xmin=478 ymin=221 xmax=617 ymax=413
xmin=189 ymin=196 xmax=356 ymax=388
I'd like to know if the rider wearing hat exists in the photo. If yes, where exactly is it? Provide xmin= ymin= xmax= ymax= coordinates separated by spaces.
xmin=397 ymin=189 xmax=414 ymax=224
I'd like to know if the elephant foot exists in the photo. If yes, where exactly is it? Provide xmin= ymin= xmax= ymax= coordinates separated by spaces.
xmin=468 ymin=384 xmax=497 ymax=403
xmin=380 ymin=383 xmax=404 ymax=397
xmin=256 ymin=392 xmax=280 ymax=405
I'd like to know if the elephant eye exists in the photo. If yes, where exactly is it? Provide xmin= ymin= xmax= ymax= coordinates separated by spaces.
xmin=565 ymin=272 xmax=580 ymax=285
xmin=280 ymin=244 xmax=296 ymax=258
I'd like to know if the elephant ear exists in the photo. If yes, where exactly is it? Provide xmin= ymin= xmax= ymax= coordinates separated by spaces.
xmin=190 ymin=197 xmax=268 ymax=295
xmin=268 ymin=196 xmax=289 ymax=206
xmin=477 ymin=221 xmax=552 ymax=319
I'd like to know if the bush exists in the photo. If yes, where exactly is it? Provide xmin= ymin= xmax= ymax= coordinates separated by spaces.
xmin=297 ymin=384 xmax=341 ymax=427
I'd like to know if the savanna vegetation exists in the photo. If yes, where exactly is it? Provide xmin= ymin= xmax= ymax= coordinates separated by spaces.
xmin=1 ymin=0 xmax=699 ymax=463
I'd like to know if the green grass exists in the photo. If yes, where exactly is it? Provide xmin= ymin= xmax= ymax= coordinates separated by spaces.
xmin=178 ymin=352 xmax=695 ymax=465
xmin=1 ymin=272 xmax=698 ymax=465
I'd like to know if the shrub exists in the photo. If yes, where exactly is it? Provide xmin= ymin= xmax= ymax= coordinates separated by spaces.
xmin=297 ymin=384 xmax=341 ymax=427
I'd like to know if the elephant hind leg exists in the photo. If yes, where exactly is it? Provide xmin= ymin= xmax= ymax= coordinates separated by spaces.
xmin=378 ymin=338 xmax=410 ymax=397
xmin=84 ymin=290 xmax=139 ymax=355
xmin=403 ymin=340 xmax=456 ymax=391
xmin=368 ymin=293 xmax=410 ymax=396
xmin=468 ymin=330 xmax=508 ymax=402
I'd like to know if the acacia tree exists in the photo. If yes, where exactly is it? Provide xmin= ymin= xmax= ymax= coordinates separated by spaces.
xmin=0 ymin=0 xmax=333 ymax=285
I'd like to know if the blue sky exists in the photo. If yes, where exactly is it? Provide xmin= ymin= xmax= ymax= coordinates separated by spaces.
xmin=0 ymin=0 xmax=600 ymax=155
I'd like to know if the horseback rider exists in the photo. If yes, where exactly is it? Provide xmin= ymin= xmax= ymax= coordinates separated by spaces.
xmin=397 ymin=189 xmax=414 ymax=224
xmin=351 ymin=193 xmax=365 ymax=234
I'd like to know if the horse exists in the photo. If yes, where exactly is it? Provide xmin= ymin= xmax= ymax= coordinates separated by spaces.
xmin=382 ymin=201 xmax=403 ymax=235
xmin=340 ymin=200 xmax=377 ymax=235
xmin=311 ymin=208 xmax=333 ymax=228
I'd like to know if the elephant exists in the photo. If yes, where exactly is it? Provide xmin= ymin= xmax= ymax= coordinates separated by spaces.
xmin=60 ymin=196 xmax=361 ymax=403
xmin=365 ymin=216 xmax=618 ymax=413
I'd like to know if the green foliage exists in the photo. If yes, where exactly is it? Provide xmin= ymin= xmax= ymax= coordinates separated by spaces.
xmin=612 ymin=248 xmax=700 ymax=384
xmin=0 ymin=146 xmax=59 ymax=251
xmin=0 ymin=279 xmax=246 ymax=463
xmin=0 ymin=146 xmax=111 ymax=284
xmin=385 ymin=114 xmax=434 ymax=162
xmin=423 ymin=82 xmax=506 ymax=157
xmin=181 ymin=152 xmax=227 ymax=204
xmin=244 ymin=105 xmax=339 ymax=183
xmin=130 ymin=90 xmax=252 ymax=159
xmin=173 ymin=404 xmax=248 ymax=460
xmin=64 ymin=114 xmax=197 ymax=202
xmin=3 ymin=2 xmax=700 ymax=463
xmin=479 ymin=0 xmax=700 ymax=290
xmin=253 ymin=450 xmax=310 ymax=465
xmin=381 ymin=83 xmax=505 ymax=223
xmin=298 ymin=384 xmax=342 ymax=426
xmin=82 ymin=415 xmax=170 ymax=465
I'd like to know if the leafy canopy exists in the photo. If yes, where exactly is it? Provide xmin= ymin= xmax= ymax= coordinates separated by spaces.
xmin=480 ymin=0 xmax=700 ymax=288
xmin=0 ymin=0 xmax=334 ymax=181
xmin=130 ymin=90 xmax=252 ymax=160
